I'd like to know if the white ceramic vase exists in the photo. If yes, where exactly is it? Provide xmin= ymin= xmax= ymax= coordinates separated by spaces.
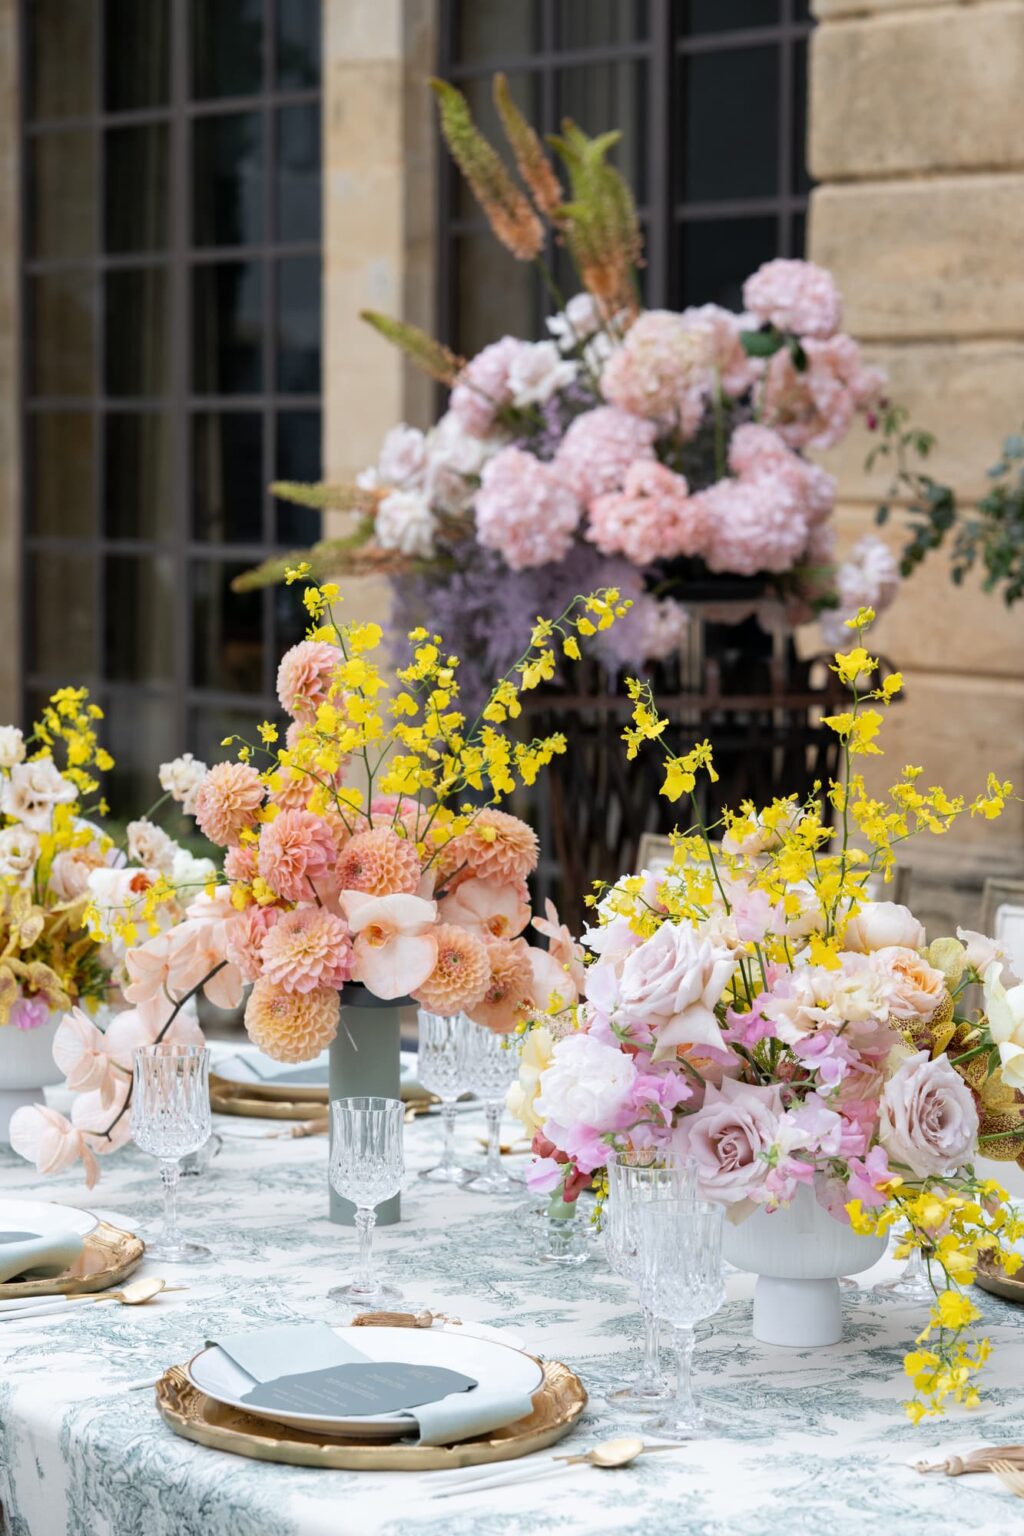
xmin=722 ymin=1185 xmax=887 ymax=1348
xmin=0 ymin=1014 xmax=65 ymax=1143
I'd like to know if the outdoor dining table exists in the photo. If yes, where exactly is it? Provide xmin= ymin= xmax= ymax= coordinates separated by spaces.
xmin=1 ymin=1099 xmax=1022 ymax=1536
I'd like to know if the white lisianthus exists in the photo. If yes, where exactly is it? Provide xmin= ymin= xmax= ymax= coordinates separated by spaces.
xmin=0 ymin=756 xmax=76 ymax=832
xmin=0 ymin=726 xmax=26 ymax=769
xmin=546 ymin=293 xmax=602 ymax=351
xmin=126 ymin=818 xmax=179 ymax=875
xmin=0 ymin=826 xmax=40 ymax=887
xmin=507 ymin=340 xmax=577 ymax=408
xmin=506 ymin=1024 xmax=554 ymax=1136
xmin=158 ymin=753 xmax=208 ymax=815
xmin=375 ymin=490 xmax=438 ymax=559
xmin=534 ymin=1033 xmax=636 ymax=1134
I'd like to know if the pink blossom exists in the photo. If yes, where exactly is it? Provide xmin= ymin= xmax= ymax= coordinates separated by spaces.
xmin=761 ymin=335 xmax=884 ymax=451
xmin=474 ymin=447 xmax=582 ymax=571
xmin=8 ymin=1104 xmax=100 ymax=1187
xmin=680 ymin=303 xmax=759 ymax=397
xmin=71 ymin=1079 xmax=133 ymax=1153
xmin=600 ymin=310 xmax=711 ymax=431
xmin=339 ymin=891 xmax=438 ymax=1000
xmin=449 ymin=337 xmax=528 ymax=436
xmin=102 ymin=1004 xmax=204 ymax=1072
xmin=553 ymin=406 xmax=657 ymax=503
xmin=592 ymin=592 xmax=688 ymax=669
xmin=10 ymin=996 xmax=50 ymax=1031
xmin=525 ymin=1155 xmax=565 ymax=1195
xmin=258 ymin=808 xmax=337 ymax=903
xmin=879 ymin=1051 xmax=979 ymax=1178
xmin=438 ymin=877 xmax=530 ymax=941
xmin=225 ymin=905 xmax=282 ymax=984
xmin=727 ymin=423 xmax=836 ymax=526
xmin=52 ymin=1007 xmax=123 ymax=1108
xmin=676 ymin=1077 xmax=783 ymax=1204
xmin=694 ymin=474 xmax=810 ymax=577
xmin=586 ymin=460 xmax=705 ymax=566
xmin=743 ymin=258 xmax=842 ymax=339
xmin=820 ymin=536 xmax=901 ymax=648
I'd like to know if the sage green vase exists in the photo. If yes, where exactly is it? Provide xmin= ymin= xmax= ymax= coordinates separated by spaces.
xmin=328 ymin=984 xmax=404 ymax=1227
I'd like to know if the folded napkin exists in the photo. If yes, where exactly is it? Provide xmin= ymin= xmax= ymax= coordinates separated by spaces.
xmin=0 ymin=1229 xmax=85 ymax=1284
xmin=212 ymin=1323 xmax=536 ymax=1447
xmin=216 ymin=1053 xmax=328 ymax=1088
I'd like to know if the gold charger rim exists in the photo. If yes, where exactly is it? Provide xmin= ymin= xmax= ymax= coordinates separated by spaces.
xmin=976 ymin=1256 xmax=1024 ymax=1304
xmin=155 ymin=1357 xmax=587 ymax=1470
xmin=210 ymin=1077 xmax=330 ymax=1120
xmin=209 ymin=1070 xmax=328 ymax=1106
xmin=0 ymin=1219 xmax=145 ymax=1298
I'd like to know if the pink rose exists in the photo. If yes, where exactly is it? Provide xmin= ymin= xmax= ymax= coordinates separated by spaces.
xmin=604 ymin=921 xmax=734 ymax=1061
xmin=677 ymin=1077 xmax=783 ymax=1204
xmin=844 ymin=902 xmax=926 ymax=955
xmin=871 ymin=946 xmax=946 ymax=1020
xmin=879 ymin=1051 xmax=979 ymax=1177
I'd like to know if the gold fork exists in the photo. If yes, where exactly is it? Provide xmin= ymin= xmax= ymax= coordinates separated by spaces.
xmin=991 ymin=1461 xmax=1024 ymax=1499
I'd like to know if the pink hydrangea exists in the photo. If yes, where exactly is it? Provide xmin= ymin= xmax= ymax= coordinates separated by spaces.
xmin=449 ymin=337 xmax=529 ymax=437
xmin=600 ymin=310 xmax=711 ymax=433
xmin=257 ymin=809 xmax=337 ymax=903
xmin=586 ymin=461 xmax=705 ymax=565
xmin=593 ymin=592 xmax=688 ymax=668
xmin=259 ymin=907 xmax=353 ymax=994
xmin=693 ymin=474 xmax=811 ymax=577
xmin=743 ymin=259 xmax=842 ymax=339
xmin=553 ymin=406 xmax=657 ymax=503
xmin=761 ymin=335 xmax=885 ymax=452
xmin=276 ymin=640 xmax=342 ymax=722
xmin=474 ymin=447 xmax=581 ymax=571
xmin=820 ymin=536 xmax=901 ymax=647
xmin=728 ymin=423 xmax=836 ymax=526
xmin=680 ymin=303 xmax=759 ymax=398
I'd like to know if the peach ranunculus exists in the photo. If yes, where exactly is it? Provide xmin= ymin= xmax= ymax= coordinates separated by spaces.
xmin=843 ymin=901 xmax=926 ymax=955
xmin=52 ymin=1007 xmax=124 ymax=1108
xmin=438 ymin=877 xmax=530 ymax=942
xmin=8 ymin=1104 xmax=100 ymax=1187
xmin=339 ymin=891 xmax=438 ymax=1000
xmin=871 ymin=945 xmax=947 ymax=1020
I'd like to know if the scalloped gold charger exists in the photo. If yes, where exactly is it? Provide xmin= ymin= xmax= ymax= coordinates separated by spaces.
xmin=0 ymin=1220 xmax=144 ymax=1299
xmin=209 ymin=1077 xmax=330 ymax=1120
xmin=155 ymin=1358 xmax=586 ymax=1470
xmin=976 ymin=1257 xmax=1024 ymax=1305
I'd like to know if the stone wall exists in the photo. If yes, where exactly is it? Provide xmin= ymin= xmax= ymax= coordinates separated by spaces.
xmin=0 ymin=0 xmax=20 ymax=724
xmin=808 ymin=0 xmax=1024 ymax=923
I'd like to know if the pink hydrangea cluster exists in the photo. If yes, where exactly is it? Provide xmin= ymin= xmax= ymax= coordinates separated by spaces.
xmin=553 ymin=405 xmax=657 ymax=503
xmin=728 ymin=423 xmax=836 ymax=526
xmin=600 ymin=310 xmax=710 ymax=434
xmin=587 ymin=461 xmax=705 ymax=565
xmin=820 ymin=536 xmax=902 ymax=647
xmin=694 ymin=473 xmax=812 ymax=578
xmin=475 ymin=446 xmax=581 ymax=571
xmin=594 ymin=592 xmax=689 ymax=669
xmin=743 ymin=258 xmax=842 ymax=339
xmin=680 ymin=303 xmax=760 ymax=398
xmin=449 ymin=336 xmax=528 ymax=436
xmin=761 ymin=335 xmax=885 ymax=452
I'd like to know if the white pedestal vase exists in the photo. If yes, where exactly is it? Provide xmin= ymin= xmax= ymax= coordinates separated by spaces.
xmin=0 ymin=1015 xmax=65 ymax=1144
xmin=722 ymin=1186 xmax=887 ymax=1348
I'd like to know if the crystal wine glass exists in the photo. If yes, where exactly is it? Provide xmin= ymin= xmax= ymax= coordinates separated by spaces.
xmin=639 ymin=1198 xmax=725 ymax=1438
xmin=604 ymin=1151 xmax=697 ymax=1406
xmin=131 ymin=1043 xmax=213 ymax=1263
xmin=416 ymin=1010 xmax=476 ymax=1185
xmin=328 ymin=1096 xmax=405 ymax=1306
xmin=464 ymin=1021 xmax=520 ymax=1197
xmin=874 ymin=1229 xmax=935 ymax=1302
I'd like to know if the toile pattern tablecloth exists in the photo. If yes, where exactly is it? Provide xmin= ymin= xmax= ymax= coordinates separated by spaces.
xmin=1 ymin=1098 xmax=1023 ymax=1536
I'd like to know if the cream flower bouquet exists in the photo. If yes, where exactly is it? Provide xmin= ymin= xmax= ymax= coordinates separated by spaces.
xmin=513 ymin=609 xmax=1024 ymax=1421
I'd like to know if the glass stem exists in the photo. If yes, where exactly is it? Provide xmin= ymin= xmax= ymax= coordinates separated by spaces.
xmin=904 ymin=1245 xmax=925 ymax=1284
xmin=355 ymin=1207 xmax=376 ymax=1291
xmin=639 ymin=1306 xmax=661 ymax=1388
xmin=672 ymin=1324 xmax=698 ymax=1421
xmin=159 ymin=1160 xmax=181 ymax=1250
xmin=440 ymin=1102 xmax=458 ymax=1170
xmin=484 ymin=1101 xmax=503 ymax=1180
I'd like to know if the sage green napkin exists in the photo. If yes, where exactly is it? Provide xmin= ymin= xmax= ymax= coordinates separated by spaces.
xmin=0 ymin=1229 xmax=85 ymax=1284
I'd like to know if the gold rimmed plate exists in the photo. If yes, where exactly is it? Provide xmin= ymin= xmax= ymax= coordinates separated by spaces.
xmin=209 ymin=1076 xmax=331 ymax=1120
xmin=976 ymin=1255 xmax=1024 ymax=1304
xmin=0 ymin=1219 xmax=144 ymax=1299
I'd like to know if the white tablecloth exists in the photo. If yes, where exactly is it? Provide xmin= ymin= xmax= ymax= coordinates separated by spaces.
xmin=1 ymin=1101 xmax=1023 ymax=1536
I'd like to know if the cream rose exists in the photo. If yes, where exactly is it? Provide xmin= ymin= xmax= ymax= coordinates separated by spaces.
xmin=0 ymin=726 xmax=26 ymax=769
xmin=158 ymin=753 xmax=208 ymax=815
xmin=844 ymin=901 xmax=926 ymax=955
xmin=533 ymin=1033 xmax=636 ymax=1135
xmin=677 ymin=1078 xmax=783 ymax=1204
xmin=0 ymin=826 xmax=39 ymax=887
xmin=879 ymin=1050 xmax=979 ymax=1177
xmin=49 ymin=847 xmax=108 ymax=902
xmin=871 ymin=945 xmax=946 ymax=1020
xmin=605 ymin=920 xmax=734 ymax=1062
xmin=126 ymin=818 xmax=178 ymax=874
xmin=0 ymin=756 xmax=76 ymax=832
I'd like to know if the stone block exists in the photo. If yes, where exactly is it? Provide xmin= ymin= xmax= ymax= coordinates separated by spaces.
xmin=809 ymin=177 xmax=1024 ymax=341
xmin=810 ymin=4 xmax=1024 ymax=180
xmin=813 ymin=0 xmax=975 ymax=15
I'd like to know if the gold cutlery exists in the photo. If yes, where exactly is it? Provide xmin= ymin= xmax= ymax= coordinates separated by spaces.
xmin=0 ymin=1277 xmax=187 ymax=1322
xmin=429 ymin=1436 xmax=685 ymax=1497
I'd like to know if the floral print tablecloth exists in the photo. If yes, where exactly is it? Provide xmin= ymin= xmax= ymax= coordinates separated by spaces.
xmin=1 ymin=1103 xmax=1022 ymax=1536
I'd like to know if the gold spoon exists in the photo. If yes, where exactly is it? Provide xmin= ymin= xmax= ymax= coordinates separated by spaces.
xmin=554 ymin=1436 xmax=685 ymax=1469
xmin=0 ymin=1278 xmax=187 ymax=1322
xmin=430 ymin=1436 xmax=686 ymax=1498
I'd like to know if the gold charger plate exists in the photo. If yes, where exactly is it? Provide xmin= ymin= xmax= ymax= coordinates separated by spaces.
xmin=209 ymin=1070 xmax=328 ymax=1107
xmin=976 ymin=1257 xmax=1024 ymax=1304
xmin=156 ymin=1357 xmax=587 ymax=1470
xmin=209 ymin=1076 xmax=330 ymax=1120
xmin=0 ymin=1220 xmax=144 ymax=1299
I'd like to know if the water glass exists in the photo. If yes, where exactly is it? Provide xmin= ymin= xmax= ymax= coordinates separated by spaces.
xmin=463 ymin=1022 xmax=520 ymax=1197
xmin=416 ymin=1011 xmax=476 ymax=1185
xmin=131 ymin=1044 xmax=212 ymax=1264
xmin=328 ymin=1096 xmax=405 ymax=1306
xmin=639 ymin=1198 xmax=725 ymax=1438
xmin=604 ymin=1152 xmax=697 ymax=1405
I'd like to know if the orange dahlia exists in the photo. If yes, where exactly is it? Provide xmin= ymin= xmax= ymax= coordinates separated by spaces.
xmin=439 ymin=809 xmax=538 ymax=892
xmin=244 ymin=979 xmax=340 ymax=1062
xmin=466 ymin=937 xmax=535 ymax=1034
xmin=412 ymin=924 xmax=490 ymax=1016
xmin=193 ymin=761 xmax=264 ymax=847
xmin=335 ymin=826 xmax=420 ymax=896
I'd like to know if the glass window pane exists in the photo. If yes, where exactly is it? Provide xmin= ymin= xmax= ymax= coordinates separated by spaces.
xmin=103 ymin=690 xmax=178 ymax=816
xmin=191 ymin=0 xmax=264 ymax=100
xmin=191 ymin=705 xmax=272 ymax=778
xmin=277 ymin=0 xmax=320 ymax=88
xmin=275 ymin=411 xmax=320 ymax=543
xmin=681 ymin=45 xmax=779 ymax=203
xmin=105 ymin=268 xmax=171 ymax=395
xmin=29 ymin=271 xmax=95 ymax=396
xmin=792 ymin=212 xmax=807 ymax=258
xmin=455 ymin=0 xmax=540 ymax=61
xmin=192 ymin=412 xmax=264 ymax=542
xmin=557 ymin=0 xmax=649 ymax=48
xmin=276 ymin=255 xmax=320 ymax=392
xmin=453 ymin=231 xmax=536 ymax=357
xmin=684 ymin=0 xmax=779 ymax=32
xmin=104 ymin=554 xmax=175 ymax=681
xmin=274 ymin=581 xmax=309 ymax=658
xmin=555 ymin=61 xmax=648 ymax=205
xmin=673 ymin=215 xmax=778 ymax=309
xmin=276 ymin=104 xmax=321 ymax=243
xmin=105 ymin=125 xmax=170 ymax=252
xmin=29 ymin=551 xmax=96 ymax=681
xmin=193 ymin=261 xmax=263 ymax=394
xmin=30 ymin=0 xmax=95 ymax=119
xmin=193 ymin=111 xmax=264 ymax=247
xmin=29 ymin=414 xmax=94 ymax=537
xmin=191 ymin=561 xmax=265 ymax=694
xmin=793 ymin=37 xmax=812 ymax=196
xmin=104 ymin=413 xmax=174 ymax=538
xmin=104 ymin=0 xmax=170 ymax=111
xmin=30 ymin=131 xmax=97 ymax=259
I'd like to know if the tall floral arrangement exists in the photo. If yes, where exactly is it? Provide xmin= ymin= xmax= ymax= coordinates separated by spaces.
xmin=510 ymin=608 xmax=1023 ymax=1421
xmin=241 ymin=77 xmax=900 ymax=701
xmin=11 ymin=580 xmax=627 ymax=1183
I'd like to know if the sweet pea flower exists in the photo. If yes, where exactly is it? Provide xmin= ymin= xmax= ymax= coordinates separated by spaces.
xmin=8 ymin=1105 xmax=100 ymax=1187
xmin=846 ymin=1145 xmax=893 ymax=1208
xmin=339 ymin=892 xmax=438 ymax=1000
xmin=52 ymin=1007 xmax=123 ymax=1108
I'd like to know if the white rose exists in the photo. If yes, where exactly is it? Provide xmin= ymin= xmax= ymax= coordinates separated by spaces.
xmin=0 ymin=826 xmax=39 ymax=887
xmin=984 ymin=962 xmax=1024 ymax=1090
xmin=610 ymin=920 xmax=735 ymax=1062
xmin=0 ymin=726 xmax=26 ymax=769
xmin=507 ymin=341 xmax=577 ymax=407
xmin=375 ymin=490 xmax=437 ymax=559
xmin=126 ymin=818 xmax=178 ymax=874
xmin=844 ymin=901 xmax=926 ymax=955
xmin=0 ymin=757 xmax=77 ymax=832
xmin=879 ymin=1050 xmax=979 ymax=1177
xmin=170 ymin=847 xmax=217 ymax=891
xmin=158 ymin=754 xmax=208 ymax=815
xmin=960 ymin=927 xmax=1018 ymax=983
xmin=534 ymin=1033 xmax=636 ymax=1133
xmin=546 ymin=293 xmax=601 ymax=350
xmin=376 ymin=423 xmax=428 ymax=489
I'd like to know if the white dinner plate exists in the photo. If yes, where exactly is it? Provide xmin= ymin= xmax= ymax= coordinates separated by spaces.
xmin=212 ymin=1047 xmax=422 ymax=1101
xmin=187 ymin=1324 xmax=543 ymax=1440
xmin=0 ymin=1199 xmax=97 ymax=1241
